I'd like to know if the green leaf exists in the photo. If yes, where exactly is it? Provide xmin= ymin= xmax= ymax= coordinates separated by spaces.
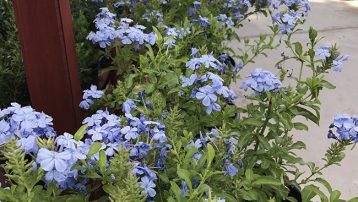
xmin=99 ymin=150 xmax=106 ymax=174
xmin=0 ymin=188 xmax=13 ymax=201
xmin=293 ymin=122 xmax=308 ymax=131
xmin=290 ymin=141 xmax=306 ymax=150
xmin=144 ymin=83 xmax=156 ymax=94
xmin=316 ymin=178 xmax=332 ymax=193
xmin=290 ymin=106 xmax=319 ymax=125
xmin=74 ymin=124 xmax=87 ymax=141
xmin=309 ymin=27 xmax=318 ymax=44
xmin=170 ymin=181 xmax=182 ymax=201
xmin=167 ymin=196 xmax=176 ymax=202
xmin=252 ymin=176 xmax=282 ymax=187
xmin=258 ymin=135 xmax=270 ymax=150
xmin=207 ymin=144 xmax=215 ymax=167
xmin=294 ymin=42 xmax=303 ymax=56
xmin=245 ymin=169 xmax=254 ymax=182
xmin=87 ymin=142 xmax=102 ymax=157
xmin=152 ymin=26 xmax=163 ymax=44
xmin=125 ymin=74 xmax=137 ymax=89
xmin=329 ymin=190 xmax=341 ymax=201
xmin=242 ymin=118 xmax=263 ymax=126
xmin=321 ymin=80 xmax=336 ymax=89
xmin=348 ymin=197 xmax=358 ymax=202
xmin=177 ymin=168 xmax=193 ymax=192
xmin=196 ymin=184 xmax=210 ymax=195
xmin=301 ymin=185 xmax=328 ymax=202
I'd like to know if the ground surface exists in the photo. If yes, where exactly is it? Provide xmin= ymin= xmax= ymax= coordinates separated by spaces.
xmin=230 ymin=0 xmax=358 ymax=199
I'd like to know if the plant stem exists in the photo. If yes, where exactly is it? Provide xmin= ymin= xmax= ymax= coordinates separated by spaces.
xmin=255 ymin=98 xmax=273 ymax=151
xmin=299 ymin=61 xmax=304 ymax=82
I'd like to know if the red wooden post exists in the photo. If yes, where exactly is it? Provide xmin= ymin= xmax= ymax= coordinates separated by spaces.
xmin=12 ymin=0 xmax=83 ymax=134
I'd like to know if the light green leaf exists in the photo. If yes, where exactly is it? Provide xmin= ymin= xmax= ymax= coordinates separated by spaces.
xmin=321 ymin=80 xmax=336 ymax=89
xmin=74 ymin=124 xmax=87 ymax=141
xmin=177 ymin=168 xmax=193 ymax=192
xmin=329 ymin=190 xmax=341 ymax=201
xmin=170 ymin=181 xmax=182 ymax=201
xmin=302 ymin=185 xmax=328 ymax=202
xmin=99 ymin=150 xmax=106 ymax=174
xmin=207 ymin=144 xmax=215 ymax=167
xmin=87 ymin=142 xmax=102 ymax=157
xmin=252 ymin=176 xmax=282 ymax=187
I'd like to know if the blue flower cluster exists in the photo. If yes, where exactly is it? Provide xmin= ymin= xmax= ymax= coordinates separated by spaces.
xmin=0 ymin=103 xmax=55 ymax=153
xmin=269 ymin=0 xmax=311 ymax=34
xmin=112 ymin=0 xmax=167 ymax=8
xmin=332 ymin=55 xmax=349 ymax=72
xmin=182 ymin=54 xmax=238 ymax=114
xmin=272 ymin=10 xmax=301 ymax=34
xmin=33 ymin=100 xmax=169 ymax=198
xmin=187 ymin=129 xmax=218 ymax=163
xmin=36 ymin=134 xmax=88 ymax=190
xmin=315 ymin=46 xmax=331 ymax=59
xmin=240 ymin=68 xmax=282 ymax=94
xmin=79 ymin=85 xmax=104 ymax=110
xmin=217 ymin=14 xmax=234 ymax=28
xmin=315 ymin=46 xmax=349 ymax=72
xmin=186 ymin=129 xmax=241 ymax=178
xmin=87 ymin=8 xmax=156 ymax=48
xmin=186 ymin=54 xmax=221 ymax=71
xmin=163 ymin=26 xmax=191 ymax=48
xmin=143 ymin=10 xmax=164 ymax=26
xmin=328 ymin=115 xmax=358 ymax=142
xmin=223 ymin=0 xmax=253 ymax=19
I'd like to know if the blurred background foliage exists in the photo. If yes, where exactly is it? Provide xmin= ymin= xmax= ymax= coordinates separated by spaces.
xmin=0 ymin=0 xmax=28 ymax=108
xmin=0 ymin=0 xmax=102 ymax=108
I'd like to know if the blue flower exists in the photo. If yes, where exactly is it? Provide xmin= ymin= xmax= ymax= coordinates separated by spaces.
xmin=224 ymin=163 xmax=238 ymax=177
xmin=180 ymin=74 xmax=198 ymax=87
xmin=140 ymin=176 xmax=156 ymax=197
xmin=105 ymin=142 xmax=119 ymax=156
xmin=121 ymin=126 xmax=139 ymax=140
xmin=123 ymin=99 xmax=139 ymax=114
xmin=240 ymin=68 xmax=282 ymax=93
xmin=329 ymin=114 xmax=358 ymax=141
xmin=198 ymin=16 xmax=211 ymax=27
xmin=37 ymin=148 xmax=72 ymax=172
xmin=315 ymin=46 xmax=331 ymax=59
xmin=88 ymin=126 xmax=108 ymax=141
xmin=56 ymin=133 xmax=76 ymax=149
xmin=196 ymin=86 xmax=217 ymax=107
xmin=152 ymin=127 xmax=167 ymax=143
xmin=130 ymin=142 xmax=152 ymax=159
xmin=0 ymin=120 xmax=10 ymax=144
xmin=332 ymin=55 xmax=349 ymax=72
xmin=79 ymin=85 xmax=103 ymax=110
xmin=191 ymin=48 xmax=199 ymax=57
xmin=201 ymin=54 xmax=220 ymax=69
xmin=45 ymin=170 xmax=67 ymax=183
xmin=186 ymin=58 xmax=202 ymax=70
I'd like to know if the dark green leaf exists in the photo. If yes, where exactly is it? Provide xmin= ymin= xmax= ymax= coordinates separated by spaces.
xmin=293 ymin=122 xmax=308 ymax=131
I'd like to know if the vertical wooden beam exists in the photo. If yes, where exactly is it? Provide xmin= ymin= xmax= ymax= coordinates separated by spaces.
xmin=12 ymin=0 xmax=83 ymax=134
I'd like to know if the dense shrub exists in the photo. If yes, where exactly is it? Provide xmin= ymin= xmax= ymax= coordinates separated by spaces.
xmin=0 ymin=0 xmax=357 ymax=202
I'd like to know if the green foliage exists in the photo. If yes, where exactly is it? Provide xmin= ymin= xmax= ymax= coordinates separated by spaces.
xmin=0 ymin=0 xmax=29 ymax=108
xmin=102 ymin=147 xmax=145 ymax=202
xmin=0 ymin=141 xmax=59 ymax=202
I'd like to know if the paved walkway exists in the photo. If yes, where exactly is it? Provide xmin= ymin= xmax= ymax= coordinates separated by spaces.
xmin=231 ymin=0 xmax=358 ymax=199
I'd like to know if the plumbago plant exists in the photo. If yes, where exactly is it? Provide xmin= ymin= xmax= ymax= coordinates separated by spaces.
xmin=1 ymin=1 xmax=358 ymax=202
